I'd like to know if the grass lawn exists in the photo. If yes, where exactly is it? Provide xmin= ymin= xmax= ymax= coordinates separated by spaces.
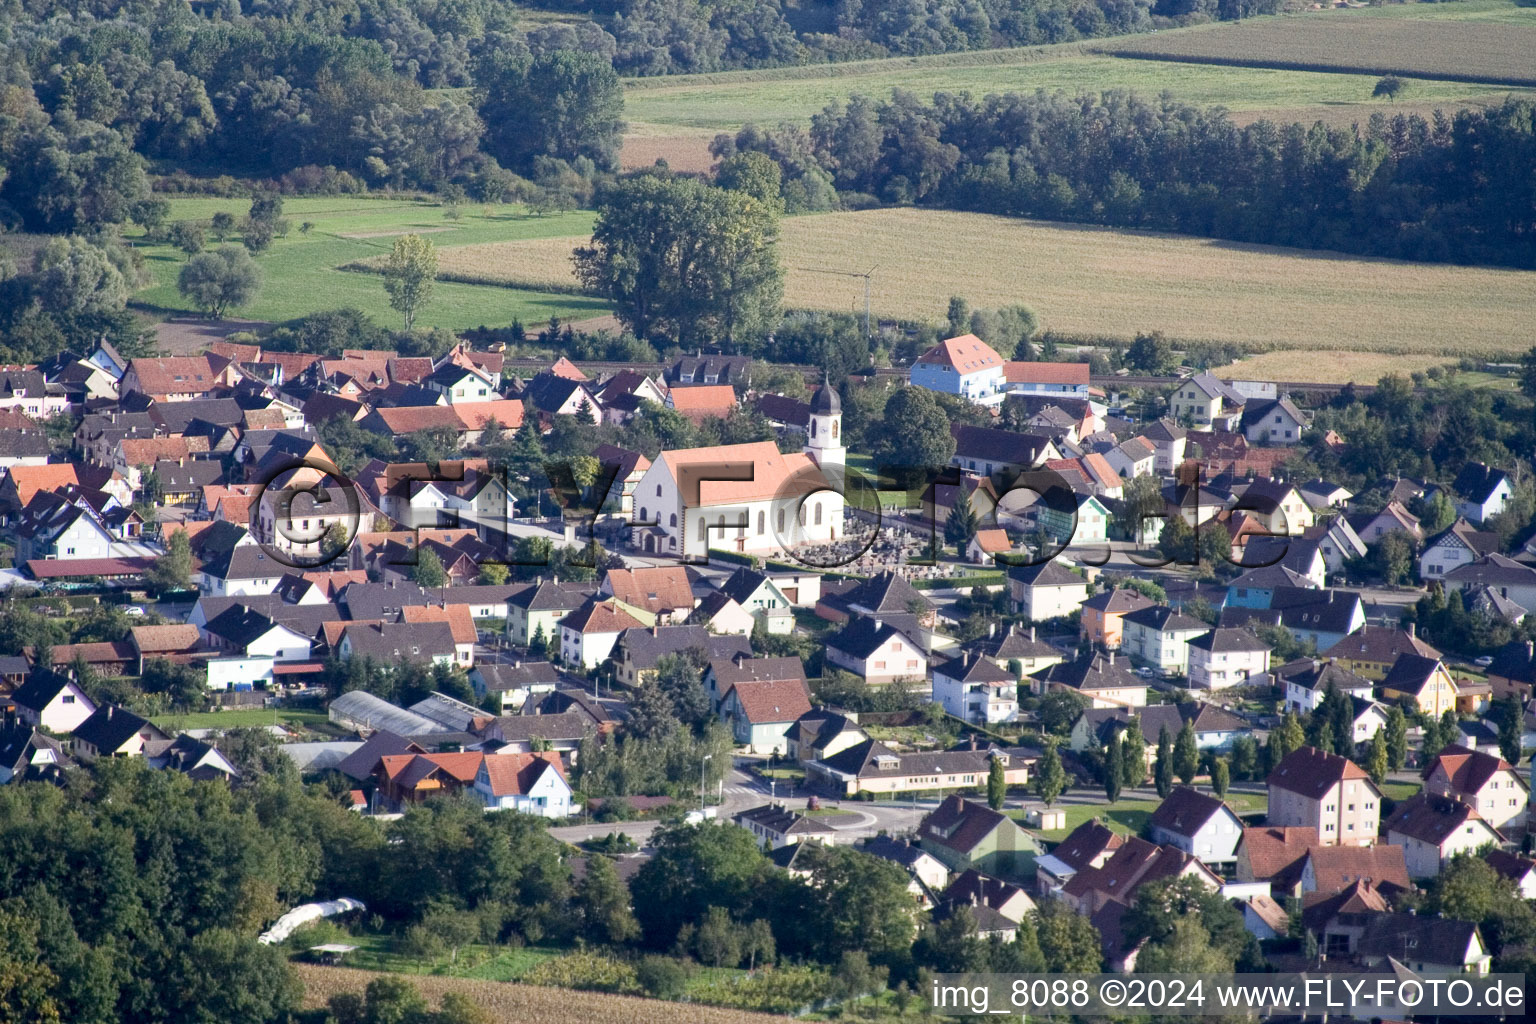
xmin=152 ymin=707 xmax=333 ymax=732
xmin=129 ymin=196 xmax=608 ymax=332
xmin=1028 ymin=790 xmax=1268 ymax=842
xmin=1380 ymin=780 xmax=1423 ymax=803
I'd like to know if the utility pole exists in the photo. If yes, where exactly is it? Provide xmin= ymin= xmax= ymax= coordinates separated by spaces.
xmin=796 ymin=264 xmax=877 ymax=341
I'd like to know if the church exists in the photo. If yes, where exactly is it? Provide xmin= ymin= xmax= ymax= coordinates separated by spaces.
xmin=630 ymin=383 xmax=846 ymax=559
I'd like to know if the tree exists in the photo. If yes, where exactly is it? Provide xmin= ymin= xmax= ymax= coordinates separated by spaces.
xmin=944 ymin=496 xmax=978 ymax=553
xmin=1373 ymin=75 xmax=1406 ymax=102
xmin=946 ymin=296 xmax=970 ymax=337
xmin=177 ymin=246 xmax=260 ymax=318
xmin=383 ymin=234 xmax=438 ymax=330
xmin=987 ymin=756 xmax=1006 ymax=810
xmin=210 ymin=211 xmax=235 ymax=241
xmin=1121 ymin=716 xmax=1146 ymax=789
xmin=1125 ymin=331 xmax=1175 ymax=374
xmin=1032 ymin=742 xmax=1066 ymax=806
xmin=476 ymin=49 xmax=625 ymax=174
xmin=1039 ymin=690 xmax=1090 ymax=736
xmin=575 ymin=175 xmax=781 ymax=346
xmin=1363 ymin=729 xmax=1389 ymax=785
xmin=576 ymin=853 xmax=640 ymax=946
xmin=34 ymin=237 xmax=128 ymax=314
xmin=1428 ymin=854 xmax=1513 ymax=925
xmin=1384 ymin=705 xmax=1408 ymax=771
xmin=1034 ymin=900 xmax=1103 ymax=972
xmin=1230 ymin=735 xmax=1258 ymax=780
xmin=873 ymin=387 xmax=955 ymax=484
xmin=147 ymin=530 xmax=193 ymax=594
xmin=1154 ymin=724 xmax=1174 ymax=798
xmin=1210 ymin=757 xmax=1230 ymax=799
xmin=1173 ymin=720 xmax=1199 ymax=785
xmin=1497 ymin=697 xmax=1522 ymax=765
xmin=1275 ymin=711 xmax=1305 ymax=759
xmin=412 ymin=548 xmax=449 ymax=589
xmin=715 ymin=152 xmax=784 ymax=214
xmin=1104 ymin=734 xmax=1123 ymax=803
xmin=478 ymin=562 xmax=510 ymax=585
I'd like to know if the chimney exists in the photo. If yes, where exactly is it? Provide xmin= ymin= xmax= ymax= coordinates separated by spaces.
xmin=970 ymin=734 xmax=977 ymax=751
xmin=1407 ymin=622 xmax=1415 ymax=639
xmin=873 ymin=617 xmax=882 ymax=631
xmin=1108 ymin=651 xmax=1115 ymax=666
xmin=989 ymin=622 xmax=996 ymax=638
xmin=1030 ymin=626 xmax=1037 ymax=643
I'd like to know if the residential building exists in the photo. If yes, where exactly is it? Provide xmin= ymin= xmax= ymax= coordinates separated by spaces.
xmin=1034 ymin=819 xmax=1124 ymax=893
xmin=1302 ymin=516 xmax=1368 ymax=574
xmin=1277 ymin=659 xmax=1375 ymax=714
xmin=909 ymin=335 xmax=1006 ymax=403
xmin=918 ymin=795 xmax=1041 ymax=877
xmin=863 ymin=836 xmax=951 ymax=903
xmin=1420 ymin=744 xmax=1528 ymax=832
xmin=1485 ymin=850 xmax=1536 ymax=899
xmin=1299 ymin=843 xmax=1411 ymax=898
xmin=963 ymin=623 xmax=1064 ymax=680
xmin=0 ymin=724 xmax=69 ymax=785
xmin=599 ymin=566 xmax=696 ymax=624
xmin=1325 ymin=624 xmax=1442 ymax=681
xmin=1079 ymin=587 xmax=1154 ymax=649
xmin=1240 ymin=395 xmax=1308 ymax=444
xmin=507 ymin=580 xmax=594 ymax=648
xmin=718 ymin=567 xmax=795 ymax=634
xmin=558 ymin=599 xmax=649 ymax=671
xmin=1148 ymin=786 xmax=1245 ymax=865
xmin=932 ymin=651 xmax=1017 ymax=725
xmin=1069 ymin=702 xmax=1248 ymax=757
xmin=1355 ymin=913 xmax=1491 ymax=975
xmin=1032 ymin=652 xmax=1147 ymax=708
xmin=949 ymin=424 xmax=1059 ymax=477
xmin=1186 ymin=628 xmax=1270 ymax=690
xmin=1350 ymin=500 xmax=1423 ymax=545
xmin=338 ymin=621 xmax=457 ymax=668
xmin=1266 ymin=746 xmax=1382 ymax=846
xmin=784 ymin=707 xmax=868 ymax=765
xmin=1451 ymin=462 xmax=1512 ymax=524
xmin=72 ymin=705 xmax=169 ymax=760
xmin=473 ymin=752 xmax=575 ymax=817
xmin=1383 ymin=793 xmax=1503 ymax=878
xmin=939 ymin=870 xmax=1036 ymax=926
xmin=612 ymin=625 xmax=747 ymax=688
xmin=1060 ymin=835 xmax=1221 ymax=916
xmin=1168 ymin=372 xmax=1246 ymax=430
xmin=810 ymin=739 xmax=1035 ymax=798
xmin=1140 ymin=419 xmax=1187 ymax=474
xmin=1379 ymin=654 xmax=1458 ymax=717
xmin=1234 ymin=826 xmax=1318 ymax=889
xmin=1443 ymin=555 xmax=1536 ymax=615
xmin=1006 ymin=560 xmax=1089 ymax=621
xmin=1232 ymin=478 xmax=1315 ymax=535
xmin=823 ymin=615 xmax=927 ymax=685
xmin=1419 ymin=519 xmax=1500 ymax=581
xmin=1000 ymin=360 xmax=1090 ymax=396
xmin=719 ymin=678 xmax=812 ymax=754
xmin=1120 ymin=605 xmax=1210 ymax=676
xmin=13 ymin=668 xmax=96 ymax=733
xmin=733 ymin=803 xmax=839 ymax=849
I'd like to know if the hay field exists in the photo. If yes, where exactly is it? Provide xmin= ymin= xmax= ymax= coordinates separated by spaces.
xmin=1096 ymin=15 xmax=1536 ymax=86
xmin=294 ymin=964 xmax=780 ymax=1024
xmin=1214 ymin=350 xmax=1459 ymax=384
xmin=428 ymin=208 xmax=1536 ymax=358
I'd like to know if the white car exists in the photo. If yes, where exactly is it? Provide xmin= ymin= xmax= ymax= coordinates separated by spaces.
xmin=124 ymin=606 xmax=146 ymax=617
xmin=1474 ymin=655 xmax=1494 ymax=667
xmin=1134 ymin=666 xmax=1156 ymax=678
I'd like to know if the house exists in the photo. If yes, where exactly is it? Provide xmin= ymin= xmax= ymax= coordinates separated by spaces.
xmin=201 ymin=606 xmax=313 ymax=662
xmin=129 ymin=624 xmax=207 ymax=675
xmin=1420 ymin=744 xmax=1528 ymax=832
xmin=1443 ymin=555 xmax=1536 ymax=615
xmin=939 ymin=869 xmax=1036 ymax=925
xmin=1485 ymin=850 xmax=1536 ymax=899
xmin=613 ymin=625 xmax=748 ymax=688
xmin=1266 ymin=746 xmax=1383 ymax=846
xmin=1104 ymin=436 xmax=1157 ymax=479
xmin=338 ymin=621 xmax=457 ymax=668
xmin=1239 ymin=894 xmax=1291 ymax=941
xmin=704 ymin=654 xmax=805 ymax=709
xmin=668 ymin=353 xmax=752 ymax=386
xmin=1347 ymin=698 xmax=1390 ymax=745
xmin=1031 ymin=652 xmax=1147 ymax=708
xmin=949 ymin=425 xmax=1059 ymax=477
xmin=473 ymin=751 xmax=575 ymax=817
xmin=717 ymin=567 xmax=794 ymax=634
xmin=1168 ymin=372 xmax=1246 ymax=430
xmin=1326 ymin=625 xmax=1442 ymax=682
xmin=863 ymin=836 xmax=951 ymax=904
xmin=1383 ymin=794 xmax=1503 ymax=878
xmin=1240 ymin=395 xmax=1308 ymax=444
xmin=684 ymin=592 xmax=753 ymax=635
xmin=719 ymin=678 xmax=812 ymax=754
xmin=1140 ymin=419 xmax=1187 ymax=474
xmin=964 ymin=623 xmax=1064 ymax=680
xmin=1486 ymin=640 xmax=1536 ymax=701
xmin=931 ymin=651 xmax=1017 ymax=725
xmin=71 ymin=705 xmax=169 ymax=760
xmin=1379 ymin=654 xmax=1458 ymax=717
xmin=784 ymin=707 xmax=868 ymax=765
xmin=399 ymin=604 xmax=478 ymax=667
xmin=482 ymin=711 xmax=592 ymax=756
xmin=666 ymin=384 xmax=737 ymax=424
xmin=558 ymin=599 xmax=649 ymax=671
xmin=1350 ymin=500 xmax=1422 ymax=545
xmin=375 ymin=751 xmax=483 ymax=808
xmin=591 ymin=445 xmax=651 ymax=515
xmin=1238 ymin=534 xmax=1327 ymax=589
xmin=599 ymin=566 xmax=696 ymax=623
xmin=1302 ymin=516 xmax=1368 ymax=574
xmin=1232 ymin=478 xmax=1315 ymax=535
xmin=1234 ymin=826 xmax=1319 ymax=889
xmin=121 ymin=354 xmax=237 ymax=401
xmin=1000 ymin=360 xmax=1090 ymax=396
xmin=816 ymin=569 xmax=935 ymax=625
xmin=1299 ymin=843 xmax=1411 ymax=898
xmin=144 ymin=734 xmax=239 ymax=781
xmin=1034 ymin=818 xmax=1124 ymax=893
xmin=1355 ymin=912 xmax=1491 ymax=975
xmin=1059 ymin=834 xmax=1222 ymax=916
xmin=810 ymin=738 xmax=1035 ymax=798
xmin=1120 ymin=605 xmax=1210 ymax=676
xmin=966 ymin=528 xmax=1014 ymax=564
xmin=1220 ymin=587 xmax=1365 ymax=653
xmin=823 ymin=615 xmax=927 ymax=686
xmin=909 ymin=334 xmax=1006 ymax=403
xmin=1079 ymin=587 xmax=1154 ymax=650
xmin=1006 ymin=560 xmax=1088 ymax=622
xmin=1299 ymin=479 xmax=1353 ymax=510
xmin=1418 ymin=519 xmax=1500 ymax=581
xmin=507 ymin=580 xmax=595 ymax=649
xmin=1186 ymin=628 xmax=1270 ymax=690
xmin=423 ymin=362 xmax=497 ymax=404
xmin=1069 ymin=702 xmax=1248 ymax=757
xmin=918 ymin=795 xmax=1041 ymax=877
xmin=13 ymin=669 xmax=97 ymax=733
xmin=1451 ymin=462 xmax=1513 ymax=524
xmin=1277 ymin=659 xmax=1375 ymax=714
xmin=0 ymin=430 xmax=51 ymax=474
xmin=1147 ymin=786 xmax=1245 ymax=865
xmin=732 ymin=803 xmax=839 ymax=849
xmin=13 ymin=495 xmax=116 ymax=563
xmin=0 ymin=724 xmax=69 ymax=785
xmin=630 ymin=438 xmax=843 ymax=559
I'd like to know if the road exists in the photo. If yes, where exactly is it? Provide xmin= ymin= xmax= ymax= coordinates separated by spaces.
xmin=550 ymin=757 xmax=929 ymax=846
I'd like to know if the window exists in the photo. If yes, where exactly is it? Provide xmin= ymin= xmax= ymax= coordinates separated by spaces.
xmin=811 ymin=419 xmax=817 ymax=438
xmin=757 ymin=511 xmax=765 ymax=534
xmin=832 ymin=420 xmax=839 ymax=440
xmin=656 ymin=484 xmax=662 ymax=496
xmin=798 ymin=506 xmax=806 ymax=526
xmin=698 ymin=518 xmax=706 ymax=541
xmin=62 ymin=695 xmax=75 ymax=704
xmin=778 ymin=509 xmax=786 ymax=532
xmin=669 ymin=513 xmax=676 ymax=527
xmin=814 ymin=502 xmax=823 ymax=526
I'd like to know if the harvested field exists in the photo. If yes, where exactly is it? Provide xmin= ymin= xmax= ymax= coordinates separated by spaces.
xmin=1214 ymin=350 xmax=1459 ymax=385
xmin=427 ymin=208 xmax=1536 ymax=357
xmin=293 ymin=963 xmax=780 ymax=1024
xmin=1095 ymin=15 xmax=1536 ymax=87
xmin=619 ymin=133 xmax=717 ymax=173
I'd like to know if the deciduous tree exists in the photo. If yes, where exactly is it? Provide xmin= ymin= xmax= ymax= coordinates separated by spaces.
xmin=178 ymin=246 xmax=260 ymax=318
xmin=383 ymin=234 xmax=438 ymax=330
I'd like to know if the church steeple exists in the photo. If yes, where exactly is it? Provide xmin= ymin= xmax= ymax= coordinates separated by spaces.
xmin=804 ymin=373 xmax=845 ymax=470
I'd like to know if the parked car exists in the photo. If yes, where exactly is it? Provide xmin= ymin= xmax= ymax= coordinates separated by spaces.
xmin=1474 ymin=655 xmax=1494 ymax=667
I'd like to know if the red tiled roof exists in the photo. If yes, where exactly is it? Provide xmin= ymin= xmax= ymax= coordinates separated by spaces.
xmin=549 ymin=357 xmax=588 ymax=381
xmin=1237 ymin=826 xmax=1318 ymax=881
xmin=725 ymin=677 xmax=811 ymax=724
xmin=668 ymin=384 xmax=737 ymax=422
xmin=603 ymin=567 xmax=695 ymax=615
xmin=1422 ymin=743 xmax=1517 ymax=793
xmin=401 ymin=603 xmax=477 ymax=645
xmin=6 ymin=464 xmax=79 ymax=506
xmin=561 ymin=599 xmax=647 ymax=635
xmin=1267 ymin=745 xmax=1373 ymax=798
xmin=1003 ymin=361 xmax=1090 ymax=385
xmin=1302 ymin=843 xmax=1411 ymax=895
xmin=126 ymin=354 xmax=227 ymax=395
xmin=479 ymin=751 xmax=567 ymax=796
xmin=26 ymin=557 xmax=154 ymax=579
xmin=916 ymin=334 xmax=1003 ymax=373
xmin=368 ymin=405 xmax=464 ymax=434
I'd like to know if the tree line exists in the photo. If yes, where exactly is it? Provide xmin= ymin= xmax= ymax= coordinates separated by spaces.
xmin=717 ymin=91 xmax=1536 ymax=268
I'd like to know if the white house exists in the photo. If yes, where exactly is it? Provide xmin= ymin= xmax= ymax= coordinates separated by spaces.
xmin=909 ymin=334 xmax=1006 ymax=404
xmin=1451 ymin=462 xmax=1512 ymax=524
xmin=1349 ymin=698 xmax=1390 ymax=746
xmin=1120 ymin=605 xmax=1210 ymax=676
xmin=424 ymin=363 xmax=497 ymax=405
xmin=733 ymin=803 xmax=839 ymax=850
xmin=1279 ymin=660 xmax=1374 ymax=714
xmin=1304 ymin=516 xmax=1368 ymax=574
xmin=1105 ymin=437 xmax=1156 ymax=479
xmin=1007 ymin=560 xmax=1088 ymax=621
xmin=824 ymin=616 xmax=927 ymax=686
xmin=1419 ymin=519 xmax=1500 ymax=581
xmin=1148 ymin=786 xmax=1245 ymax=865
xmin=13 ymin=670 xmax=97 ymax=733
xmin=1443 ymin=555 xmax=1536 ymax=616
xmin=1140 ymin=419 xmax=1187 ymax=474
xmin=1383 ymin=793 xmax=1503 ymax=879
xmin=1186 ymin=628 xmax=1270 ymax=690
xmin=1420 ymin=744 xmax=1529 ymax=833
xmin=932 ymin=651 xmax=1017 ymax=725
xmin=718 ymin=568 xmax=795 ymax=635
xmin=630 ymin=434 xmax=844 ymax=560
xmin=474 ymin=752 xmax=576 ymax=818
xmin=1240 ymin=396 xmax=1308 ymax=445
xmin=558 ymin=599 xmax=648 ymax=671
xmin=205 ymin=656 xmax=276 ymax=692
xmin=1168 ymin=373 xmax=1245 ymax=431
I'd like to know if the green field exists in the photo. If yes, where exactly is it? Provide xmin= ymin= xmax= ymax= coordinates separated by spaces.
xmin=129 ymin=196 xmax=607 ymax=332
xmin=296 ymin=932 xmax=561 ymax=981
xmin=1029 ymin=790 xmax=1268 ymax=842
xmin=152 ymin=707 xmax=333 ymax=732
